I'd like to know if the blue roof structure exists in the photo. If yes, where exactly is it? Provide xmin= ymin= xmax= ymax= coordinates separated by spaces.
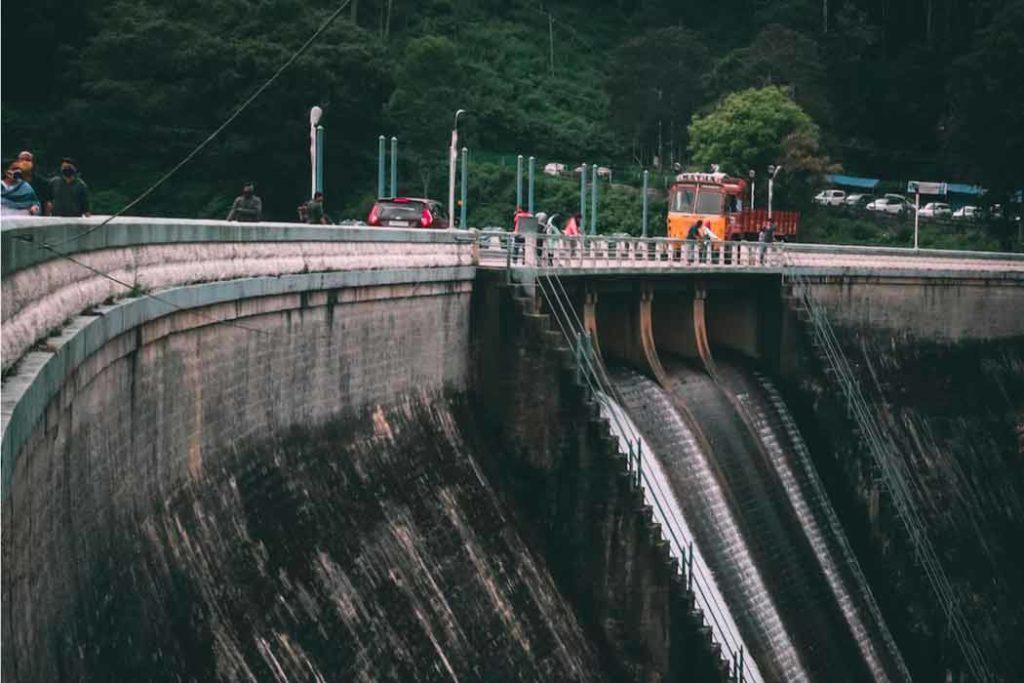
xmin=946 ymin=183 xmax=986 ymax=196
xmin=825 ymin=174 xmax=880 ymax=189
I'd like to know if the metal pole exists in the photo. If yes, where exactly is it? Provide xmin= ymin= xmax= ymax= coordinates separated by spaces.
xmin=528 ymin=155 xmax=535 ymax=213
xmin=314 ymin=125 xmax=325 ymax=194
xmin=590 ymin=164 xmax=598 ymax=234
xmin=768 ymin=177 xmax=774 ymax=219
xmin=448 ymin=129 xmax=458 ymax=231
xmin=914 ymin=190 xmax=920 ymax=249
xmin=642 ymin=169 xmax=649 ymax=237
xmin=580 ymin=163 xmax=588 ymax=229
xmin=460 ymin=147 xmax=468 ymax=229
xmin=309 ymin=106 xmax=322 ymax=199
xmin=751 ymin=180 xmax=755 ymax=211
xmin=389 ymin=136 xmax=398 ymax=197
xmin=516 ymin=154 xmax=524 ymax=209
xmin=377 ymin=135 xmax=386 ymax=198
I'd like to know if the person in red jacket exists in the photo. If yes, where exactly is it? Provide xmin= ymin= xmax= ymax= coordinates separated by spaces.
xmin=564 ymin=212 xmax=582 ymax=236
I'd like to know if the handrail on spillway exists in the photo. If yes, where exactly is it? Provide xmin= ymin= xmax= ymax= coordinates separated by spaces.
xmin=499 ymin=233 xmax=761 ymax=683
xmin=784 ymin=258 xmax=998 ymax=681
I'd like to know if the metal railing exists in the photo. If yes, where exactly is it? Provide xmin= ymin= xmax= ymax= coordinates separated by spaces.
xmin=477 ymin=230 xmax=1024 ymax=274
xmin=509 ymin=263 xmax=760 ymax=683
xmin=479 ymin=232 xmax=783 ymax=271
xmin=784 ymin=262 xmax=995 ymax=682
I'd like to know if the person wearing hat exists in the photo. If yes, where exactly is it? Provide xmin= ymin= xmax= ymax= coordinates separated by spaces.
xmin=226 ymin=182 xmax=262 ymax=222
xmin=2 ymin=166 xmax=42 ymax=215
xmin=48 ymin=158 xmax=90 ymax=217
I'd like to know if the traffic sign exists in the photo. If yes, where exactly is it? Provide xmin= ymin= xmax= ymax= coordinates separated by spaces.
xmin=907 ymin=181 xmax=948 ymax=195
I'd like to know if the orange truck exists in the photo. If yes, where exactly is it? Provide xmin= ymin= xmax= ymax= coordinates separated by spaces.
xmin=666 ymin=172 xmax=799 ymax=240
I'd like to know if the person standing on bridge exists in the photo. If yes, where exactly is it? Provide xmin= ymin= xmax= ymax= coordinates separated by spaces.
xmin=2 ymin=167 xmax=41 ymax=215
xmin=759 ymin=220 xmax=776 ymax=264
xmin=686 ymin=219 xmax=702 ymax=263
xmin=48 ymin=158 xmax=90 ymax=217
xmin=226 ymin=182 xmax=262 ymax=222
xmin=304 ymin=192 xmax=329 ymax=225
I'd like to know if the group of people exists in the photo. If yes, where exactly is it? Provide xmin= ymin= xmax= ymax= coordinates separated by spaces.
xmin=685 ymin=218 xmax=776 ymax=264
xmin=224 ymin=182 xmax=330 ymax=225
xmin=685 ymin=219 xmax=720 ymax=263
xmin=1 ymin=151 xmax=91 ymax=217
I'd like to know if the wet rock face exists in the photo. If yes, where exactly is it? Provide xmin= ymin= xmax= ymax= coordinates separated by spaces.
xmin=48 ymin=396 xmax=602 ymax=681
xmin=787 ymin=330 xmax=1024 ymax=680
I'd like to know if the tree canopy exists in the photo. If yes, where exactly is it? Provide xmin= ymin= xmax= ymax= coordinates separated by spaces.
xmin=1 ymin=0 xmax=1022 ymax=225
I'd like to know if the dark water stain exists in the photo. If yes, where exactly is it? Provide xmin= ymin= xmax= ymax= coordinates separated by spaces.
xmin=785 ymin=332 xmax=1024 ymax=680
xmin=55 ymin=394 xmax=602 ymax=682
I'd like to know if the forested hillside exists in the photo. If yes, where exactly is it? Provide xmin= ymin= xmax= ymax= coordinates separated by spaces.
xmin=3 ymin=0 xmax=1022 ymax=234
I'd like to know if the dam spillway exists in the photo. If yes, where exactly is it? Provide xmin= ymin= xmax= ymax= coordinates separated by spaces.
xmin=608 ymin=357 xmax=911 ymax=682
xmin=3 ymin=221 xmax=1023 ymax=681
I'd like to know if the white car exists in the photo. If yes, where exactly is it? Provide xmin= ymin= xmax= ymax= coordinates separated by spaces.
xmin=917 ymin=202 xmax=952 ymax=218
xmin=543 ymin=162 xmax=566 ymax=177
xmin=866 ymin=197 xmax=908 ymax=215
xmin=844 ymin=193 xmax=874 ymax=207
xmin=953 ymin=205 xmax=979 ymax=220
xmin=814 ymin=189 xmax=846 ymax=206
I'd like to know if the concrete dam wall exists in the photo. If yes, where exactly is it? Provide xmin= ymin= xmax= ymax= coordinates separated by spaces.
xmin=5 ymin=219 xmax=1023 ymax=681
xmin=778 ymin=290 xmax=1024 ymax=681
xmin=2 ymin=228 xmax=730 ymax=681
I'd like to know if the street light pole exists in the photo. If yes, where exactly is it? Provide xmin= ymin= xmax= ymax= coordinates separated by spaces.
xmin=748 ymin=169 xmax=756 ymax=211
xmin=309 ymin=106 xmax=323 ymax=199
xmin=448 ymin=109 xmax=467 ymax=229
xmin=767 ymin=165 xmax=782 ymax=219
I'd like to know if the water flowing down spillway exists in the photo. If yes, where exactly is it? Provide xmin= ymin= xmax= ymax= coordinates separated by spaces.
xmin=607 ymin=368 xmax=807 ymax=683
xmin=597 ymin=392 xmax=768 ymax=683
xmin=715 ymin=362 xmax=911 ymax=682
xmin=609 ymin=359 xmax=909 ymax=682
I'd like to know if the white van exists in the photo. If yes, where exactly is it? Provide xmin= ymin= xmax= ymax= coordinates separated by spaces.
xmin=814 ymin=189 xmax=847 ymax=206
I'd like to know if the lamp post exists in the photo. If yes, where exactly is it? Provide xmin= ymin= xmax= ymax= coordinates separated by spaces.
xmin=748 ymin=169 xmax=756 ymax=211
xmin=309 ymin=106 xmax=323 ymax=199
xmin=642 ymin=169 xmax=650 ymax=238
xmin=377 ymin=135 xmax=386 ymax=198
xmin=390 ymin=136 xmax=398 ymax=197
xmin=767 ymin=164 xmax=782 ymax=219
xmin=448 ymin=109 xmax=467 ymax=229
xmin=460 ymin=146 xmax=468 ymax=229
xmin=516 ymin=154 xmax=524 ymax=209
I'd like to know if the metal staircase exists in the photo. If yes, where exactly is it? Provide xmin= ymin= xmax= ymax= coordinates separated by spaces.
xmin=783 ymin=266 xmax=993 ymax=682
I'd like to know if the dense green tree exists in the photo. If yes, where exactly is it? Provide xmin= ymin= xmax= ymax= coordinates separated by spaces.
xmin=689 ymin=86 xmax=832 ymax=208
xmin=688 ymin=86 xmax=819 ymax=173
xmin=385 ymin=35 xmax=462 ymax=196
xmin=604 ymin=27 xmax=709 ymax=167
xmin=706 ymin=25 xmax=831 ymax=127
xmin=946 ymin=0 xmax=1024 ymax=193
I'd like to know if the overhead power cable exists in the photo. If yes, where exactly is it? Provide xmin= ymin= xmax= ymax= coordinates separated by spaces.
xmin=45 ymin=0 xmax=353 ymax=250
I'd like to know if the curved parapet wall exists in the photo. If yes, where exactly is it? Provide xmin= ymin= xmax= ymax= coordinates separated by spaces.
xmin=1 ymin=265 xmax=481 ymax=679
xmin=1 ymin=217 xmax=476 ymax=372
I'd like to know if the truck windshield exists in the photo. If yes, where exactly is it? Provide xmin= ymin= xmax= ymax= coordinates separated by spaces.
xmin=671 ymin=186 xmax=696 ymax=212
xmin=695 ymin=189 xmax=723 ymax=214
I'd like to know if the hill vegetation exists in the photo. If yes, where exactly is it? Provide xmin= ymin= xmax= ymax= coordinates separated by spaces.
xmin=2 ymin=0 xmax=1022 ymax=245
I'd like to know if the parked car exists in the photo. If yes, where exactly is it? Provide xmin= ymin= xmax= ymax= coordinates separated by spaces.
xmin=367 ymin=197 xmax=449 ymax=228
xmin=814 ymin=189 xmax=847 ymax=206
xmin=952 ymin=205 xmax=980 ymax=220
xmin=543 ymin=162 xmax=566 ymax=177
xmin=866 ymin=196 xmax=909 ymax=215
xmin=917 ymin=202 xmax=952 ymax=219
xmin=844 ymin=193 xmax=875 ymax=207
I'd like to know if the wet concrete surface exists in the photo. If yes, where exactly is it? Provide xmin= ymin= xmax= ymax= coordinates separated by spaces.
xmin=22 ymin=395 xmax=602 ymax=681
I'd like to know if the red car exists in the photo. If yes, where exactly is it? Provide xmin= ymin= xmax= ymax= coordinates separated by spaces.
xmin=367 ymin=197 xmax=450 ymax=228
